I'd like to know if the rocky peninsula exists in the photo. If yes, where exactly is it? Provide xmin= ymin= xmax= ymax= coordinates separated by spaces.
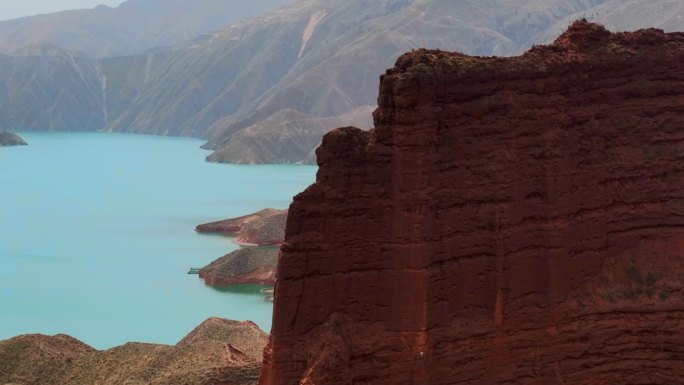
xmin=200 ymin=248 xmax=278 ymax=286
xmin=260 ymin=21 xmax=684 ymax=385
xmin=196 ymin=209 xmax=287 ymax=246
xmin=0 ymin=131 xmax=26 ymax=146
xmin=0 ymin=318 xmax=267 ymax=385
xmin=196 ymin=209 xmax=287 ymax=287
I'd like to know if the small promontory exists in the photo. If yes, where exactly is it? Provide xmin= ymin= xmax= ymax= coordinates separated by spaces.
xmin=196 ymin=209 xmax=287 ymax=246
xmin=260 ymin=21 xmax=684 ymax=385
xmin=200 ymin=248 xmax=279 ymax=286
xmin=0 ymin=131 xmax=27 ymax=146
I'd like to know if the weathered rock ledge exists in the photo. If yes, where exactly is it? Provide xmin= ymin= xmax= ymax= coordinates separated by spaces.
xmin=0 ymin=318 xmax=267 ymax=385
xmin=260 ymin=21 xmax=684 ymax=385
xmin=0 ymin=131 xmax=27 ymax=146
xmin=196 ymin=209 xmax=287 ymax=246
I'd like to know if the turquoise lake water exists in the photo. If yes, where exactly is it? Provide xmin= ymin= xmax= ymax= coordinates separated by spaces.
xmin=0 ymin=132 xmax=317 ymax=349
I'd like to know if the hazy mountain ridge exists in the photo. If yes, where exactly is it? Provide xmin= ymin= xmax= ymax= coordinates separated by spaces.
xmin=102 ymin=9 xmax=312 ymax=137
xmin=0 ymin=0 xmax=293 ymax=58
xmin=111 ymin=0 xmax=684 ymax=163
xmin=1 ymin=0 xmax=684 ymax=163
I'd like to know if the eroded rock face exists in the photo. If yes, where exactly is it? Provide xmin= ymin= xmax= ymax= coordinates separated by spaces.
xmin=260 ymin=21 xmax=684 ymax=385
xmin=197 ymin=209 xmax=287 ymax=246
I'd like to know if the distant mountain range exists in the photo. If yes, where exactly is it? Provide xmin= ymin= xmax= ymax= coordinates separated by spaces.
xmin=2 ymin=0 xmax=684 ymax=163
xmin=0 ymin=0 xmax=292 ymax=58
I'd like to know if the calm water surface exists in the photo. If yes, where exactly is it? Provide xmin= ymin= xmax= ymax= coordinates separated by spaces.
xmin=0 ymin=132 xmax=316 ymax=349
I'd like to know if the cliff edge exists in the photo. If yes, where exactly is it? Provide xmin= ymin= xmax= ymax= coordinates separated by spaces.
xmin=260 ymin=21 xmax=684 ymax=385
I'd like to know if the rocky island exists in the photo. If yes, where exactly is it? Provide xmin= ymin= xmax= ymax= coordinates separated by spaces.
xmin=0 ymin=131 xmax=26 ymax=146
xmin=260 ymin=21 xmax=684 ymax=385
xmin=0 ymin=318 xmax=267 ymax=385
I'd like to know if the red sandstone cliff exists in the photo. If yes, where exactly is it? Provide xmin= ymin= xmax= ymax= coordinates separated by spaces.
xmin=260 ymin=21 xmax=684 ymax=385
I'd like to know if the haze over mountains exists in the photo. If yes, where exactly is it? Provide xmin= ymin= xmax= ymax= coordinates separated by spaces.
xmin=3 ymin=0 xmax=684 ymax=163
xmin=0 ymin=0 xmax=292 ymax=58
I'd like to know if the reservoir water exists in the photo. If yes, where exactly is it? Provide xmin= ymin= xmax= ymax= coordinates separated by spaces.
xmin=0 ymin=132 xmax=317 ymax=349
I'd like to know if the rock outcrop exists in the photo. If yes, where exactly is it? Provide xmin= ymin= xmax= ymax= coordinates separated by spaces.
xmin=0 ymin=318 xmax=267 ymax=385
xmin=200 ymin=248 xmax=279 ymax=286
xmin=0 ymin=131 xmax=26 ymax=146
xmin=260 ymin=21 xmax=684 ymax=385
xmin=197 ymin=209 xmax=287 ymax=246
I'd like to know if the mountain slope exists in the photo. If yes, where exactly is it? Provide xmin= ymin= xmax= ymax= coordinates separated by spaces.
xmin=1 ymin=0 xmax=684 ymax=163
xmin=103 ymin=0 xmax=640 ymax=160
xmin=205 ymin=107 xmax=374 ymax=163
xmin=196 ymin=0 xmax=684 ymax=163
xmin=0 ymin=318 xmax=267 ymax=385
xmin=0 ymin=47 xmax=104 ymax=131
xmin=0 ymin=0 xmax=293 ymax=58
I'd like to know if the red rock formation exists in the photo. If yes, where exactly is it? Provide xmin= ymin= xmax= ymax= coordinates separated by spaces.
xmin=196 ymin=209 xmax=287 ymax=246
xmin=260 ymin=21 xmax=684 ymax=385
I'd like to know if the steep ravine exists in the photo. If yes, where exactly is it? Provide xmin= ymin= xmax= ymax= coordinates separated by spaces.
xmin=260 ymin=21 xmax=684 ymax=385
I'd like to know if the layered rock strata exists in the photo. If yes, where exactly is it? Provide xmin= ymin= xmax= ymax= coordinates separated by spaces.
xmin=197 ymin=209 xmax=287 ymax=246
xmin=260 ymin=21 xmax=684 ymax=385
xmin=0 ymin=318 xmax=267 ymax=385
xmin=200 ymin=248 xmax=279 ymax=286
xmin=0 ymin=130 xmax=26 ymax=146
